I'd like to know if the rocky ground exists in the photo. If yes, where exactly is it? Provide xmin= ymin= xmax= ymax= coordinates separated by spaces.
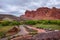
xmin=9 ymin=25 xmax=46 ymax=40
xmin=1 ymin=25 xmax=60 ymax=40
xmin=10 ymin=25 xmax=51 ymax=40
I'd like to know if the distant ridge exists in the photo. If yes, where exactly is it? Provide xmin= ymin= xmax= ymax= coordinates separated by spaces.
xmin=0 ymin=14 xmax=20 ymax=21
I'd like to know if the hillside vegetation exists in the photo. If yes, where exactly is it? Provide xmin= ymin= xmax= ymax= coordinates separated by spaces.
xmin=23 ymin=20 xmax=60 ymax=25
xmin=21 ymin=20 xmax=60 ymax=30
xmin=0 ymin=21 xmax=20 ymax=38
xmin=0 ymin=20 xmax=60 ymax=38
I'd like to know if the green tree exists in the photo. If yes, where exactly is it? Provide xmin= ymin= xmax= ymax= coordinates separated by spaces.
xmin=1 ymin=21 xmax=11 ymax=26
xmin=25 ymin=20 xmax=37 ymax=25
xmin=10 ymin=21 xmax=20 ymax=26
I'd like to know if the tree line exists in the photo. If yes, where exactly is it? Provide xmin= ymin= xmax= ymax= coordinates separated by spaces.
xmin=0 ymin=20 xmax=60 ymax=26
xmin=22 ymin=20 xmax=60 ymax=25
xmin=0 ymin=21 xmax=20 ymax=26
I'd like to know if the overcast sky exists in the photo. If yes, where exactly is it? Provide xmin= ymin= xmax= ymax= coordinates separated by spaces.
xmin=0 ymin=0 xmax=60 ymax=16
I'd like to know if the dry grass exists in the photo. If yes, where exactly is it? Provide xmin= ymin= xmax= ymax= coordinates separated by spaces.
xmin=0 ymin=26 xmax=13 ymax=32
xmin=33 ymin=24 xmax=60 ymax=30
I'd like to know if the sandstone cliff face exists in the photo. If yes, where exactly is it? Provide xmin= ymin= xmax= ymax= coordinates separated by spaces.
xmin=20 ymin=7 xmax=60 ymax=20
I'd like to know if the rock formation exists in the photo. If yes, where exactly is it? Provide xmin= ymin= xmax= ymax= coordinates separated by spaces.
xmin=11 ymin=31 xmax=60 ymax=40
xmin=32 ymin=31 xmax=60 ymax=40
xmin=20 ymin=7 xmax=60 ymax=20
xmin=6 ymin=26 xmax=19 ymax=36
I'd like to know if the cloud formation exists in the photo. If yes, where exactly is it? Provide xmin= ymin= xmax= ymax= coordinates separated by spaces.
xmin=0 ymin=0 xmax=60 ymax=16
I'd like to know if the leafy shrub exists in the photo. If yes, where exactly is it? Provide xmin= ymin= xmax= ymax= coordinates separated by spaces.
xmin=23 ymin=20 xmax=60 ymax=25
xmin=9 ymin=21 xmax=20 ymax=26
xmin=0 ymin=32 xmax=6 ymax=38
xmin=24 ymin=20 xmax=37 ymax=25
xmin=0 ymin=21 xmax=20 ymax=26
xmin=1 ymin=21 xmax=11 ymax=26
xmin=56 ymin=20 xmax=60 ymax=25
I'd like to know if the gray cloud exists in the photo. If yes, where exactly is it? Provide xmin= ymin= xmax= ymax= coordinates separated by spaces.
xmin=0 ymin=0 xmax=60 ymax=16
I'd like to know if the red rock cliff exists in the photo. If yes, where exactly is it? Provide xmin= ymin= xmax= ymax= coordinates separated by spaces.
xmin=20 ymin=7 xmax=60 ymax=20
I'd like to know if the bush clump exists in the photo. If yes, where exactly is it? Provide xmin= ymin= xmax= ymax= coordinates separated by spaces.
xmin=0 ymin=32 xmax=6 ymax=38
xmin=24 ymin=20 xmax=37 ymax=25
xmin=22 ymin=20 xmax=60 ymax=25
xmin=0 ymin=21 xmax=20 ymax=26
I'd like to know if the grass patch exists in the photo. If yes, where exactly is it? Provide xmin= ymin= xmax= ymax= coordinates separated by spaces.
xmin=33 ymin=24 xmax=60 ymax=30
xmin=29 ymin=32 xmax=37 ymax=35
xmin=0 ymin=26 xmax=14 ymax=38
xmin=24 ymin=26 xmax=37 ymax=35
xmin=0 ymin=26 xmax=13 ymax=32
